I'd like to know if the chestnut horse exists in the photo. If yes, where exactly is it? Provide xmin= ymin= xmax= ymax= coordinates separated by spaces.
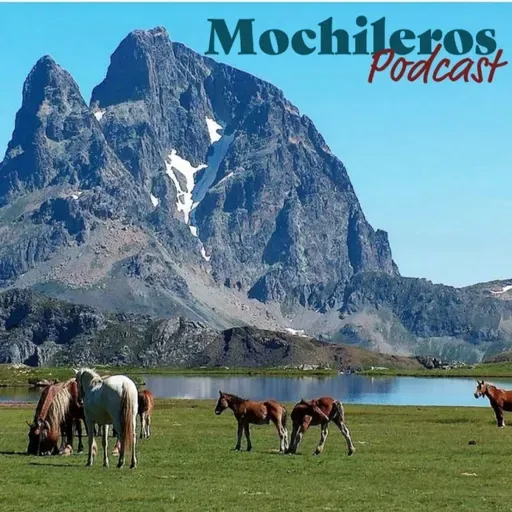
xmin=138 ymin=389 xmax=155 ymax=439
xmin=112 ymin=389 xmax=154 ymax=455
xmin=474 ymin=380 xmax=512 ymax=427
xmin=214 ymin=391 xmax=288 ymax=453
xmin=287 ymin=397 xmax=355 ymax=456
xmin=27 ymin=379 xmax=84 ymax=456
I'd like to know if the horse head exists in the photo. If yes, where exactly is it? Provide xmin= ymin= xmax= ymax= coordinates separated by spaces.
xmin=474 ymin=380 xmax=487 ymax=398
xmin=215 ymin=391 xmax=228 ymax=415
xmin=74 ymin=367 xmax=99 ymax=401
xmin=26 ymin=418 xmax=51 ymax=455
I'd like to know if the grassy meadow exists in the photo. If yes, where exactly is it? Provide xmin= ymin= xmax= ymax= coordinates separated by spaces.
xmin=361 ymin=361 xmax=512 ymax=378
xmin=0 ymin=365 xmax=336 ymax=388
xmin=0 ymin=400 xmax=511 ymax=511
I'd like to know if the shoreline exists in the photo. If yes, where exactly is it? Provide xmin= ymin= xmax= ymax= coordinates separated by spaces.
xmin=0 ymin=399 xmax=488 ymax=409
xmin=2 ymin=362 xmax=512 ymax=388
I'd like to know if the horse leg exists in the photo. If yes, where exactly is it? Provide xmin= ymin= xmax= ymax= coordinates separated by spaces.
xmin=234 ymin=421 xmax=243 ymax=451
xmin=115 ymin=420 xmax=125 ymax=469
xmin=139 ymin=413 xmax=144 ymax=439
xmin=85 ymin=419 xmax=97 ymax=467
xmin=66 ymin=418 xmax=74 ymax=453
xmin=130 ymin=415 xmax=137 ymax=469
xmin=286 ymin=424 xmax=298 ymax=454
xmin=147 ymin=414 xmax=151 ymax=439
xmin=76 ymin=419 xmax=84 ymax=453
xmin=313 ymin=424 xmax=329 ymax=455
xmin=290 ymin=420 xmax=310 ymax=454
xmin=112 ymin=437 xmax=120 ymax=456
xmin=59 ymin=423 xmax=67 ymax=454
xmin=493 ymin=406 xmax=505 ymax=428
xmin=102 ymin=424 xmax=109 ymax=468
xmin=333 ymin=416 xmax=355 ymax=455
xmin=271 ymin=416 xmax=287 ymax=454
xmin=244 ymin=424 xmax=252 ymax=452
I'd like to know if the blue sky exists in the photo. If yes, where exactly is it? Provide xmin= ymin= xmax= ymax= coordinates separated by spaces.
xmin=0 ymin=3 xmax=511 ymax=287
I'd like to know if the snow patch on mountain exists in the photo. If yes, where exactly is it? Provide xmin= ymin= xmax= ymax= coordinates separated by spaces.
xmin=163 ymin=122 xmax=234 ymax=263
xmin=165 ymin=150 xmax=207 ymax=224
xmin=285 ymin=327 xmax=308 ymax=337
xmin=150 ymin=194 xmax=159 ymax=207
xmin=206 ymin=117 xmax=222 ymax=144
xmin=216 ymin=172 xmax=234 ymax=187
xmin=93 ymin=109 xmax=105 ymax=121
xmin=200 ymin=246 xmax=211 ymax=262
xmin=191 ymin=125 xmax=234 ymax=217
xmin=491 ymin=285 xmax=512 ymax=295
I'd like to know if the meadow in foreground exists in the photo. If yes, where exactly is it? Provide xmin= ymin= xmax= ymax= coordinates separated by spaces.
xmin=0 ymin=400 xmax=510 ymax=512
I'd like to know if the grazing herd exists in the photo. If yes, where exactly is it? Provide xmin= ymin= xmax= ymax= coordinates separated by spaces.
xmin=26 ymin=368 xmax=154 ymax=468
xmin=25 ymin=369 xmax=508 ymax=469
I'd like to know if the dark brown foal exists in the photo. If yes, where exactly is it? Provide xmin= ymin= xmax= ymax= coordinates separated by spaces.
xmin=287 ymin=396 xmax=355 ymax=456
xmin=215 ymin=391 xmax=288 ymax=453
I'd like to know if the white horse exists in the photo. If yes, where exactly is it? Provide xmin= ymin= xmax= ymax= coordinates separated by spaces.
xmin=74 ymin=368 xmax=138 ymax=469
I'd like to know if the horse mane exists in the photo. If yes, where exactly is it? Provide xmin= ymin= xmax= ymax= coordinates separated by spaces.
xmin=78 ymin=367 xmax=102 ymax=387
xmin=34 ymin=379 xmax=74 ymax=427
xmin=224 ymin=392 xmax=246 ymax=404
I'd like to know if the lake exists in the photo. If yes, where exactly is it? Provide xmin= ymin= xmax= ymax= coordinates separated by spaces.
xmin=3 ymin=374 xmax=510 ymax=407
xmin=143 ymin=374 xmax=512 ymax=407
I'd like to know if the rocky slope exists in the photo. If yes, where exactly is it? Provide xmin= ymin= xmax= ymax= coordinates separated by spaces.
xmin=0 ymin=289 xmax=420 ymax=370
xmin=0 ymin=27 xmax=511 ymax=364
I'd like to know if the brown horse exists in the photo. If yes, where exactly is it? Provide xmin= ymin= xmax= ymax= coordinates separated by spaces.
xmin=112 ymin=390 xmax=154 ymax=455
xmin=27 ymin=379 xmax=84 ymax=456
xmin=474 ymin=380 xmax=512 ymax=427
xmin=287 ymin=396 xmax=355 ymax=456
xmin=214 ymin=391 xmax=288 ymax=453
xmin=138 ymin=389 xmax=155 ymax=439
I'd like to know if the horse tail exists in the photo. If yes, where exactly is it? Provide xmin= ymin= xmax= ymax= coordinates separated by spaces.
xmin=334 ymin=400 xmax=345 ymax=423
xmin=120 ymin=384 xmax=135 ymax=451
xmin=281 ymin=406 xmax=288 ymax=429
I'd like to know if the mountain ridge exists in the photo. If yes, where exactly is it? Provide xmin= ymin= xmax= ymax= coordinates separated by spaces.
xmin=0 ymin=27 xmax=511 ymax=364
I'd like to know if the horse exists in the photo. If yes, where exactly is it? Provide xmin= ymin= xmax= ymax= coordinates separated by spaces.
xmin=474 ymin=380 xmax=512 ymax=427
xmin=138 ymin=390 xmax=155 ymax=439
xmin=112 ymin=389 xmax=154 ymax=455
xmin=74 ymin=368 xmax=138 ymax=469
xmin=286 ymin=397 xmax=355 ymax=456
xmin=214 ymin=391 xmax=288 ymax=453
xmin=26 ymin=379 xmax=84 ymax=456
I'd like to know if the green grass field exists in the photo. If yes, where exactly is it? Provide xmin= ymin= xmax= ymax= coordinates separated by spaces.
xmin=361 ymin=361 xmax=512 ymax=378
xmin=0 ymin=365 xmax=336 ymax=387
xmin=0 ymin=400 xmax=510 ymax=512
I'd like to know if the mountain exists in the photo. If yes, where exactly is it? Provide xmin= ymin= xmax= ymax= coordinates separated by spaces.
xmin=0 ymin=27 xmax=511 ymax=364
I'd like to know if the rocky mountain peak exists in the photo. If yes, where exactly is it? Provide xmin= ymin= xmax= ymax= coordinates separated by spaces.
xmin=91 ymin=27 xmax=175 ymax=108
xmin=0 ymin=54 xmax=134 ymax=207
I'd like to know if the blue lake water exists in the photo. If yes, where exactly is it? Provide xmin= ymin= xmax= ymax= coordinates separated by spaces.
xmin=143 ymin=374 xmax=512 ymax=407
xmin=3 ymin=374 xmax=512 ymax=407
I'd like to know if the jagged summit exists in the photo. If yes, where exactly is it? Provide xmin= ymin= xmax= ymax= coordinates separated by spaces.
xmin=91 ymin=27 xmax=175 ymax=108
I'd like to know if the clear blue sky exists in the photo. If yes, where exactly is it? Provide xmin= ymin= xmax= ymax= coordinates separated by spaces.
xmin=0 ymin=3 xmax=511 ymax=287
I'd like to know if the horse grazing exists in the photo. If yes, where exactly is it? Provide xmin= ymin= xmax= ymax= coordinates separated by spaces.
xmin=26 ymin=379 xmax=84 ymax=456
xmin=214 ymin=391 xmax=288 ymax=453
xmin=287 ymin=397 xmax=355 ymax=456
xmin=75 ymin=368 xmax=138 ymax=469
xmin=138 ymin=390 xmax=154 ymax=439
xmin=474 ymin=380 xmax=512 ymax=427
